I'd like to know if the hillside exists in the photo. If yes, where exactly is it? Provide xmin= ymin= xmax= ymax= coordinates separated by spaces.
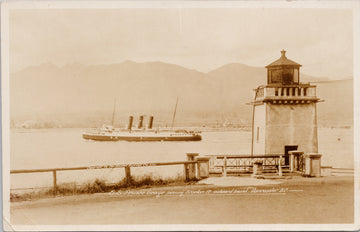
xmin=9 ymin=61 xmax=353 ymax=128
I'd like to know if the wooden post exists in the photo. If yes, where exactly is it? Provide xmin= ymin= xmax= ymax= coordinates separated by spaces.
xmin=278 ymin=156 xmax=283 ymax=177
xmin=196 ymin=157 xmax=210 ymax=179
xmin=289 ymin=152 xmax=294 ymax=173
xmin=252 ymin=161 xmax=263 ymax=177
xmin=125 ymin=165 xmax=131 ymax=183
xmin=186 ymin=153 xmax=198 ymax=181
xmin=52 ymin=170 xmax=57 ymax=195
xmin=184 ymin=164 xmax=190 ymax=181
xmin=223 ymin=156 xmax=227 ymax=177
xmin=186 ymin=153 xmax=199 ymax=161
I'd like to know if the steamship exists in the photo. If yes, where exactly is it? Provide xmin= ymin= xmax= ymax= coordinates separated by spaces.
xmin=82 ymin=98 xmax=201 ymax=142
xmin=82 ymin=115 xmax=202 ymax=142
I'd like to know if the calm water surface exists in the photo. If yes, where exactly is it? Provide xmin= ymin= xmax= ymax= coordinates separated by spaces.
xmin=10 ymin=128 xmax=353 ymax=189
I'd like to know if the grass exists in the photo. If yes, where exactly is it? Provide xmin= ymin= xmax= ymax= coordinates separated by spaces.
xmin=10 ymin=174 xmax=196 ymax=202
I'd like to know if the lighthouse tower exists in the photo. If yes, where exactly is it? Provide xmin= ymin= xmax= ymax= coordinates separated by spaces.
xmin=251 ymin=50 xmax=320 ymax=163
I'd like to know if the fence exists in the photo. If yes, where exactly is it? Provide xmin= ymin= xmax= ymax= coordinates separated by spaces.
xmin=205 ymin=154 xmax=289 ymax=176
xmin=11 ymin=152 xmax=348 ymax=194
xmin=10 ymin=158 xmax=203 ymax=194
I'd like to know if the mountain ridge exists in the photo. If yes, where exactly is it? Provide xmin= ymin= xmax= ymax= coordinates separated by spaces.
xmin=12 ymin=60 xmax=342 ymax=81
xmin=10 ymin=61 xmax=353 ymax=128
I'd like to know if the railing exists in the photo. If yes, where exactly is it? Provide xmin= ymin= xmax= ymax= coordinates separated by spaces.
xmin=254 ymin=84 xmax=317 ymax=100
xmin=10 ymin=159 xmax=200 ymax=195
xmin=205 ymin=154 xmax=289 ymax=176
xmin=331 ymin=168 xmax=355 ymax=175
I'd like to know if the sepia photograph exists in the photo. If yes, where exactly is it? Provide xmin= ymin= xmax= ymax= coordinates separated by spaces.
xmin=1 ymin=0 xmax=359 ymax=231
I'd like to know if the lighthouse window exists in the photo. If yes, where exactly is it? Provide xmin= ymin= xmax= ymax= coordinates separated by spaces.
xmin=294 ymin=69 xmax=299 ymax=83
xmin=282 ymin=69 xmax=294 ymax=85
xmin=270 ymin=69 xmax=282 ymax=83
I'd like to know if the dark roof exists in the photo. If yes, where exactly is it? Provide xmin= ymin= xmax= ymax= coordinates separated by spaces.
xmin=265 ymin=50 xmax=302 ymax=68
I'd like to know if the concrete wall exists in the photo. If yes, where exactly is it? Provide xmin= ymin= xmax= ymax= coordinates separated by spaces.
xmin=265 ymin=103 xmax=318 ymax=154
xmin=252 ymin=104 xmax=266 ymax=154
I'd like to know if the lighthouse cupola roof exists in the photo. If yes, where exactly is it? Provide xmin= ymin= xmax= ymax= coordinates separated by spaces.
xmin=265 ymin=50 xmax=302 ymax=68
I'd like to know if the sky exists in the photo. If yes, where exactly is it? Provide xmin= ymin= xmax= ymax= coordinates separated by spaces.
xmin=9 ymin=7 xmax=353 ymax=79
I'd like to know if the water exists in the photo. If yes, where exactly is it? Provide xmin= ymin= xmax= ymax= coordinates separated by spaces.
xmin=10 ymin=128 xmax=353 ymax=189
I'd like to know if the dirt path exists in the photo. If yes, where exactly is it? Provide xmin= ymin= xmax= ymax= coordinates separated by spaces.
xmin=10 ymin=176 xmax=354 ymax=225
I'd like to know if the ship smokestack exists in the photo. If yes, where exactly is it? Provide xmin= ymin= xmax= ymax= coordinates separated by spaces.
xmin=138 ymin=115 xmax=144 ymax=129
xmin=148 ymin=116 xmax=154 ymax=129
xmin=128 ymin=116 xmax=133 ymax=130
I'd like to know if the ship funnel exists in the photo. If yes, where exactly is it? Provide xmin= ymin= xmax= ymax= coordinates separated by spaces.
xmin=138 ymin=115 xmax=144 ymax=129
xmin=128 ymin=116 xmax=134 ymax=130
xmin=148 ymin=116 xmax=154 ymax=129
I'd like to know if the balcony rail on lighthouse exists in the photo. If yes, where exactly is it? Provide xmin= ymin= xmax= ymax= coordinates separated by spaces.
xmin=254 ymin=83 xmax=318 ymax=101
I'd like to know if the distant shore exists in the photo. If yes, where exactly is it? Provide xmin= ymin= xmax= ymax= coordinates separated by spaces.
xmin=9 ymin=125 xmax=353 ymax=131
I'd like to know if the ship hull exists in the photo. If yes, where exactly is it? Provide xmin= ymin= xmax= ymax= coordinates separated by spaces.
xmin=82 ymin=132 xmax=202 ymax=142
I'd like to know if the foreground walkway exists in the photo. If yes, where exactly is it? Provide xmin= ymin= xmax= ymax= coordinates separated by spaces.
xmin=9 ymin=175 xmax=354 ymax=225
xmin=197 ymin=176 xmax=284 ymax=186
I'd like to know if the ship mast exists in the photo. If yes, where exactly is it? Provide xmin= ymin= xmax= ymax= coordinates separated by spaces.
xmin=111 ymin=98 xmax=116 ymax=126
xmin=171 ymin=97 xmax=179 ymax=129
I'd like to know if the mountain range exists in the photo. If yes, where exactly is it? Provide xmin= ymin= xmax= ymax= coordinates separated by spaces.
xmin=9 ymin=61 xmax=353 ymax=128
